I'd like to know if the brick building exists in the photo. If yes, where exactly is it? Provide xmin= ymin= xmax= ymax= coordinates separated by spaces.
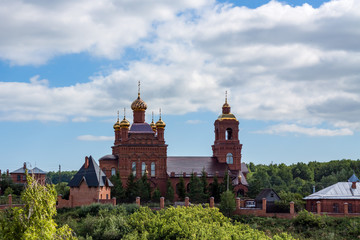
xmin=10 ymin=162 xmax=47 ymax=185
xmin=99 ymin=86 xmax=248 ymax=200
xmin=304 ymin=174 xmax=360 ymax=215
xmin=58 ymin=156 xmax=114 ymax=208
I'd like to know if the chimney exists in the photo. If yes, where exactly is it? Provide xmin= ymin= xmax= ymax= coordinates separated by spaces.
xmin=313 ymin=185 xmax=316 ymax=193
xmin=352 ymin=182 xmax=356 ymax=189
xmin=85 ymin=156 xmax=89 ymax=169
xmin=6 ymin=169 xmax=9 ymax=176
xmin=23 ymin=162 xmax=26 ymax=169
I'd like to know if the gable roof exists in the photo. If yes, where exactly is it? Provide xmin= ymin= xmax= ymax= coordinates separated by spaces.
xmin=255 ymin=188 xmax=281 ymax=201
xmin=68 ymin=156 xmax=113 ymax=188
xmin=11 ymin=166 xmax=47 ymax=174
xmin=304 ymin=182 xmax=360 ymax=200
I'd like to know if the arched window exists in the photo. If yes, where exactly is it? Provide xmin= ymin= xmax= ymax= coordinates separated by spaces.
xmin=132 ymin=162 xmax=136 ymax=176
xmin=142 ymin=162 xmax=146 ymax=176
xmin=226 ymin=128 xmax=233 ymax=140
xmin=226 ymin=153 xmax=233 ymax=164
xmin=151 ymin=162 xmax=155 ymax=177
xmin=111 ymin=168 xmax=116 ymax=176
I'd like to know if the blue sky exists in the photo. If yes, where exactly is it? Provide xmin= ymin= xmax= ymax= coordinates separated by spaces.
xmin=0 ymin=0 xmax=359 ymax=172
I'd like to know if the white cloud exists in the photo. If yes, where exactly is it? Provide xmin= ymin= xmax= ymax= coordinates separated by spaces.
xmin=0 ymin=0 xmax=360 ymax=136
xmin=256 ymin=124 xmax=354 ymax=136
xmin=0 ymin=0 xmax=208 ymax=65
xmin=77 ymin=135 xmax=113 ymax=141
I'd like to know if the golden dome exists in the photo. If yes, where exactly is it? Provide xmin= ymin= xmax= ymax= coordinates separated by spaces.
xmin=120 ymin=118 xmax=130 ymax=128
xmin=131 ymin=95 xmax=147 ymax=111
xmin=218 ymin=113 xmax=237 ymax=121
xmin=156 ymin=118 xmax=166 ymax=128
xmin=131 ymin=82 xmax=147 ymax=111
xmin=156 ymin=109 xmax=166 ymax=128
xmin=113 ymin=120 xmax=120 ymax=130
xmin=223 ymin=102 xmax=230 ymax=108
xmin=150 ymin=120 xmax=156 ymax=131
xmin=150 ymin=112 xmax=156 ymax=132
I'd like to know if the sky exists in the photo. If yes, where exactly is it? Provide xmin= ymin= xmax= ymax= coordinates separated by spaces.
xmin=1 ymin=0 xmax=359 ymax=172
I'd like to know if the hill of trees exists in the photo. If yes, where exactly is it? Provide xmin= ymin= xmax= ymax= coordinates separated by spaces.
xmin=246 ymin=159 xmax=360 ymax=198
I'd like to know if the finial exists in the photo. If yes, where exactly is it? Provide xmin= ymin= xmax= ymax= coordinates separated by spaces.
xmin=159 ymin=108 xmax=162 ymax=120
xmin=225 ymin=90 xmax=228 ymax=104
xmin=138 ymin=81 xmax=141 ymax=98
xmin=117 ymin=110 xmax=120 ymax=121
xmin=123 ymin=108 xmax=126 ymax=120
xmin=152 ymin=111 xmax=154 ymax=122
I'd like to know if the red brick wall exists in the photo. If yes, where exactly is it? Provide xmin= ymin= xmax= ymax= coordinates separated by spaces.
xmin=306 ymin=199 xmax=360 ymax=214
xmin=63 ymin=181 xmax=111 ymax=208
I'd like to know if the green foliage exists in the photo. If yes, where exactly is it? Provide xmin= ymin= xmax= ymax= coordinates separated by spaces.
xmin=4 ymin=187 xmax=14 ymax=196
xmin=276 ymin=191 xmax=305 ymax=212
xmin=165 ymin=180 xmax=174 ymax=202
xmin=151 ymin=187 xmax=161 ymax=202
xmin=200 ymin=169 xmax=209 ymax=201
xmin=247 ymin=159 xmax=360 ymax=198
xmin=136 ymin=173 xmax=151 ymax=202
xmin=177 ymin=177 xmax=186 ymax=201
xmin=124 ymin=205 xmax=295 ymax=239
xmin=209 ymin=175 xmax=221 ymax=203
xmin=220 ymin=170 xmax=233 ymax=193
xmin=187 ymin=173 xmax=204 ymax=203
xmin=219 ymin=190 xmax=236 ymax=217
xmin=125 ymin=173 xmax=138 ymax=202
xmin=55 ymin=182 xmax=70 ymax=200
xmin=110 ymin=173 xmax=125 ymax=203
xmin=0 ymin=174 xmax=24 ymax=196
xmin=293 ymin=210 xmax=325 ymax=228
xmin=47 ymin=170 xmax=77 ymax=184
xmin=0 ymin=174 xmax=76 ymax=240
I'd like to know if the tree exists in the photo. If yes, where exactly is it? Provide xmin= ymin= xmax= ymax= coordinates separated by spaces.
xmin=152 ymin=188 xmax=161 ymax=202
xmin=0 ymin=174 xmax=76 ymax=240
xmin=55 ymin=182 xmax=70 ymax=200
xmin=219 ymin=190 xmax=236 ymax=217
xmin=177 ymin=177 xmax=186 ymax=201
xmin=210 ymin=175 xmax=221 ymax=203
xmin=220 ymin=170 xmax=234 ymax=194
xmin=136 ymin=172 xmax=151 ymax=202
xmin=110 ymin=173 xmax=125 ymax=203
xmin=165 ymin=180 xmax=174 ymax=202
xmin=125 ymin=173 xmax=138 ymax=202
xmin=187 ymin=173 xmax=203 ymax=203
xmin=200 ymin=169 xmax=209 ymax=202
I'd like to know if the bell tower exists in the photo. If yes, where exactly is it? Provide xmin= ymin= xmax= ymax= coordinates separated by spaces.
xmin=212 ymin=92 xmax=242 ymax=171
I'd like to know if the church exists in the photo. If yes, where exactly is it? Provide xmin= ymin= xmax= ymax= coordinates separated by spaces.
xmin=99 ymin=84 xmax=248 ymax=200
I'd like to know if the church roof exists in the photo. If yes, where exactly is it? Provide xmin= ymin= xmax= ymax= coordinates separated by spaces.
xmin=167 ymin=157 xmax=227 ymax=177
xmin=304 ymin=182 xmax=360 ymax=200
xmin=68 ymin=156 xmax=113 ymax=188
xmin=129 ymin=123 xmax=154 ymax=133
xmin=99 ymin=154 xmax=118 ymax=161
xmin=11 ymin=166 xmax=47 ymax=174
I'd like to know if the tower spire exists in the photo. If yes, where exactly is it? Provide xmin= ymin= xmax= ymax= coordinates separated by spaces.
xmin=138 ymin=81 xmax=141 ymax=98
xmin=225 ymin=90 xmax=228 ymax=104
xmin=159 ymin=108 xmax=162 ymax=120
xmin=117 ymin=110 xmax=120 ymax=121
xmin=123 ymin=107 xmax=126 ymax=120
